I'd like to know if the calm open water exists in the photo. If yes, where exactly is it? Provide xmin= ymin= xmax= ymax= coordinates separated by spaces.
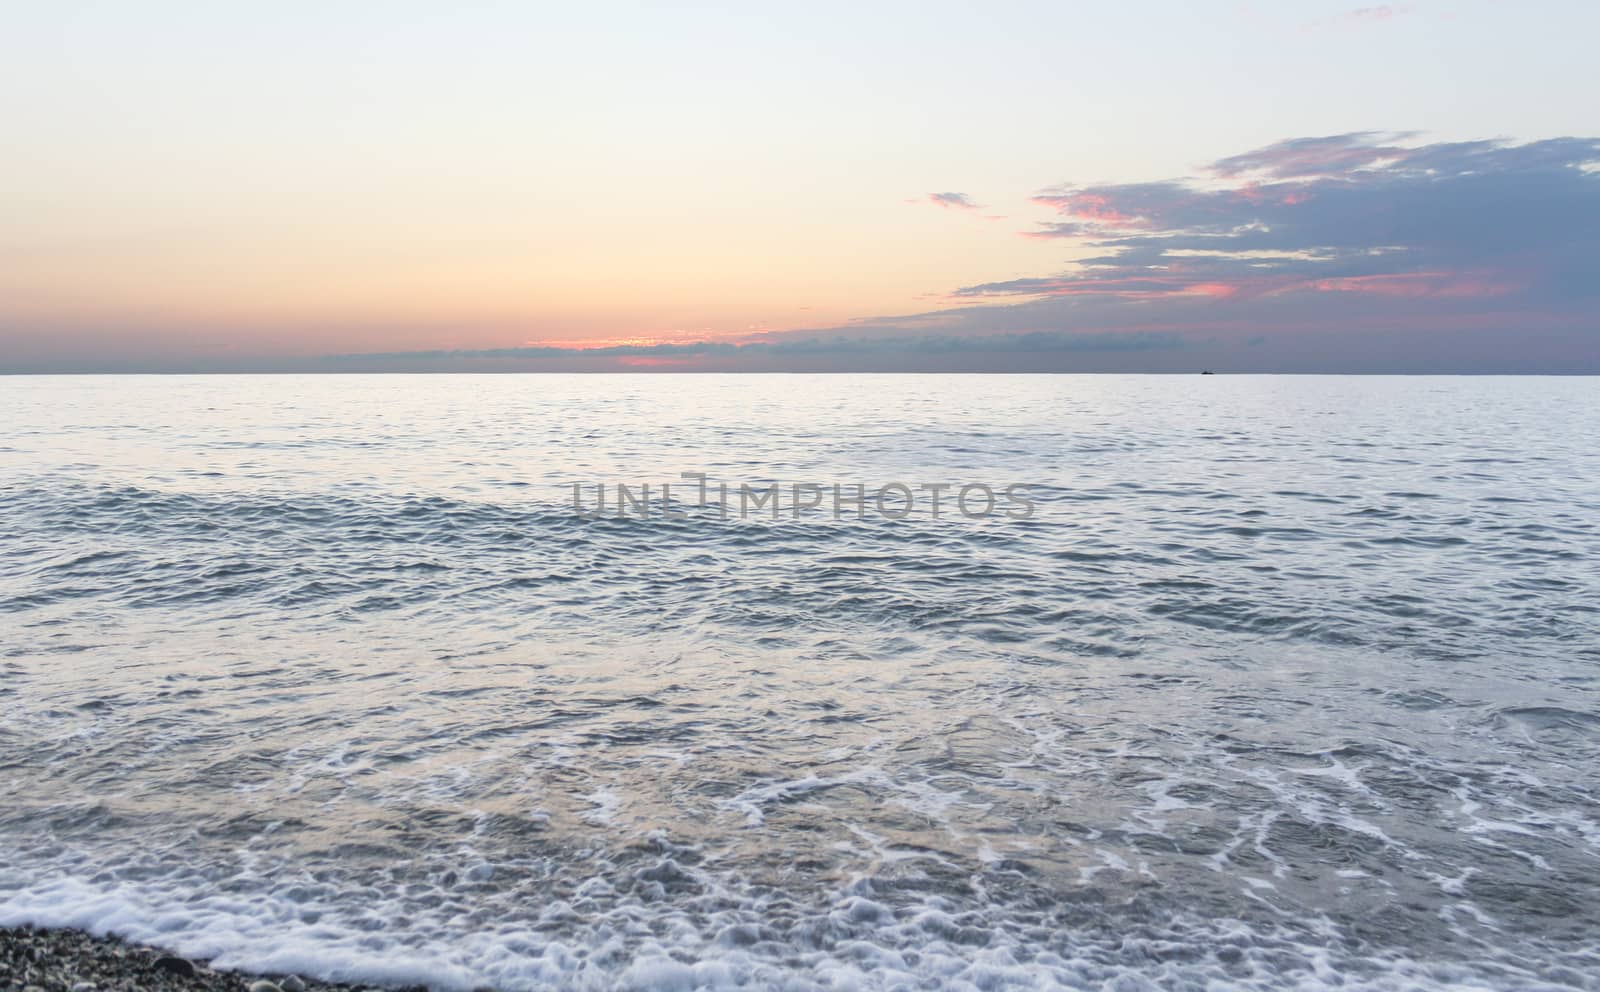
xmin=2 ymin=374 xmax=1598 ymax=991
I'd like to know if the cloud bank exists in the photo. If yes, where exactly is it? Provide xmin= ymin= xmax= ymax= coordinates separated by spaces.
xmin=999 ymin=133 xmax=1600 ymax=310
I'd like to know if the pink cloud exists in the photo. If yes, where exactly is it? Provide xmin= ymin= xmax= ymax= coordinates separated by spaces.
xmin=1346 ymin=5 xmax=1410 ymax=22
xmin=1306 ymin=272 xmax=1521 ymax=298
xmin=1031 ymin=192 xmax=1144 ymax=227
xmin=1300 ymin=4 xmax=1416 ymax=33
xmin=1210 ymin=132 xmax=1417 ymax=178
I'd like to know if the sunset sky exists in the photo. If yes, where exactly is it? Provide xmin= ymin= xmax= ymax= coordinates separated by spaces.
xmin=3 ymin=1 xmax=1598 ymax=372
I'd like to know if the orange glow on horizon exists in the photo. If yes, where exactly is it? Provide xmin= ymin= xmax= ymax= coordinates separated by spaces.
xmin=525 ymin=336 xmax=695 ymax=350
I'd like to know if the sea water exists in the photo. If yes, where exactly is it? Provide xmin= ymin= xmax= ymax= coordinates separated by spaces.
xmin=2 ymin=374 xmax=1597 ymax=990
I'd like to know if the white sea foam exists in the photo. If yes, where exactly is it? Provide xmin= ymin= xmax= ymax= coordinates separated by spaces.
xmin=5 ymin=866 xmax=1596 ymax=992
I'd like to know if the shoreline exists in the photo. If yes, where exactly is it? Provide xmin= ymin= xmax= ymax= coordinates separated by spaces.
xmin=0 ymin=926 xmax=426 ymax=992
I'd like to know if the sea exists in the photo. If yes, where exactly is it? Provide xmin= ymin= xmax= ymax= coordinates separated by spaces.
xmin=2 ymin=374 xmax=1597 ymax=991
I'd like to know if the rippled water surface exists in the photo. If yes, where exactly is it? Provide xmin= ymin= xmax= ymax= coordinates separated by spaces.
xmin=2 ymin=374 xmax=1599 ymax=991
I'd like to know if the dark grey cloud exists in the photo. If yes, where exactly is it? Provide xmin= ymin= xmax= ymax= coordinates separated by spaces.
xmin=996 ymin=134 xmax=1600 ymax=312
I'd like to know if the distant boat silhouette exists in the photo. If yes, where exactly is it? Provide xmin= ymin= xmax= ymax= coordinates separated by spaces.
xmin=1201 ymin=370 xmax=1215 ymax=375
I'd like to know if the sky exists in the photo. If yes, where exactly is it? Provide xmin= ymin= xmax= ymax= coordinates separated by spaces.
xmin=2 ymin=0 xmax=1597 ymax=372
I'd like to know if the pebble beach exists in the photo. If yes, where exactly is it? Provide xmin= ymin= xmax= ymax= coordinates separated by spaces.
xmin=0 ymin=927 xmax=385 ymax=992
